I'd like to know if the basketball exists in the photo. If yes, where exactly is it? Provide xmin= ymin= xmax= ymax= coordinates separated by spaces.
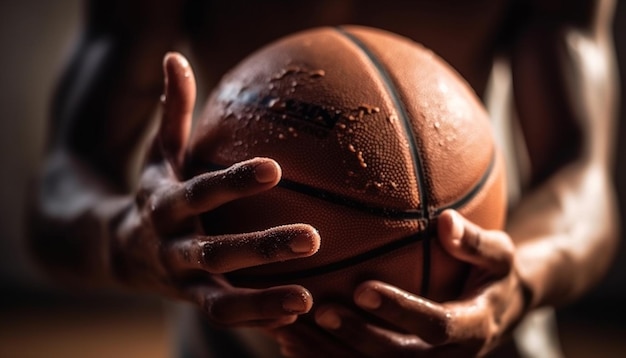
xmin=188 ymin=26 xmax=507 ymax=306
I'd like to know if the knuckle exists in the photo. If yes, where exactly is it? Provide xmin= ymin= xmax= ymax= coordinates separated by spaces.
xmin=501 ymin=237 xmax=515 ymax=263
xmin=428 ymin=309 xmax=454 ymax=345
xmin=184 ymin=176 xmax=212 ymax=208
xmin=149 ymin=184 xmax=182 ymax=221
xmin=491 ymin=231 xmax=515 ymax=276
xmin=146 ymin=194 xmax=160 ymax=216
xmin=482 ymin=314 xmax=503 ymax=348
xmin=185 ymin=171 xmax=239 ymax=210
xmin=223 ymin=162 xmax=256 ymax=190
xmin=464 ymin=228 xmax=482 ymax=255
xmin=184 ymin=162 xmax=265 ymax=210
xmin=135 ymin=187 xmax=150 ymax=208
xmin=201 ymin=294 xmax=224 ymax=324
xmin=201 ymin=241 xmax=230 ymax=273
xmin=145 ymin=194 xmax=168 ymax=230
xmin=253 ymin=230 xmax=292 ymax=260
xmin=200 ymin=291 xmax=238 ymax=327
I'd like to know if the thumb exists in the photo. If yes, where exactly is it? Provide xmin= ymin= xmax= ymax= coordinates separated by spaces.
xmin=159 ymin=52 xmax=196 ymax=169
xmin=437 ymin=210 xmax=514 ymax=278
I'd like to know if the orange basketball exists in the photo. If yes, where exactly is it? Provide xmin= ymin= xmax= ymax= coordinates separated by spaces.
xmin=188 ymin=26 xmax=507 ymax=306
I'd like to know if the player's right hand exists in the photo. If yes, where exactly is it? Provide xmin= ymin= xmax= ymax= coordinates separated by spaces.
xmin=113 ymin=52 xmax=320 ymax=328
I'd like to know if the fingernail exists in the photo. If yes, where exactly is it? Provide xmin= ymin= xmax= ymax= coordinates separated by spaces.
xmin=282 ymin=293 xmax=308 ymax=313
xmin=254 ymin=161 xmax=280 ymax=183
xmin=289 ymin=232 xmax=315 ymax=254
xmin=355 ymin=288 xmax=381 ymax=310
xmin=316 ymin=309 xmax=341 ymax=330
xmin=177 ymin=54 xmax=190 ymax=68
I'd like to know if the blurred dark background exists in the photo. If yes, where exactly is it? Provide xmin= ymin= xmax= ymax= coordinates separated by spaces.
xmin=1 ymin=1 xmax=625 ymax=357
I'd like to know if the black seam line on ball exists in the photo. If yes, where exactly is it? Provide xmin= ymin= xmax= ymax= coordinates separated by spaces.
xmin=228 ymin=229 xmax=431 ymax=283
xmin=434 ymin=150 xmax=496 ymax=215
xmin=197 ymin=163 xmax=422 ymax=220
xmin=335 ymin=26 xmax=432 ymax=297
xmin=334 ymin=27 xmax=430 ymax=220
xmin=200 ymin=151 xmax=494 ymax=220
xmin=203 ymin=153 xmax=494 ymax=282
xmin=276 ymin=151 xmax=495 ymax=221
xmin=198 ymin=164 xmax=422 ymax=219
xmin=279 ymin=179 xmax=422 ymax=219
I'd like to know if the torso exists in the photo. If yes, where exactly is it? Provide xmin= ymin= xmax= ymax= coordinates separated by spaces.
xmin=183 ymin=0 xmax=522 ymax=99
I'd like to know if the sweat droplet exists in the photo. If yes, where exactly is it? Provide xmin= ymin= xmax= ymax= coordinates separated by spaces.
xmin=357 ymin=151 xmax=367 ymax=168
xmin=267 ymin=97 xmax=281 ymax=109
xmin=358 ymin=104 xmax=380 ymax=114
xmin=310 ymin=69 xmax=325 ymax=78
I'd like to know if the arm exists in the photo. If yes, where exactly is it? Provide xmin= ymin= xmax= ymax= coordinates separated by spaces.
xmin=509 ymin=0 xmax=619 ymax=309
xmin=30 ymin=0 xmax=185 ymax=283
xmin=28 ymin=1 xmax=320 ymax=328
xmin=274 ymin=0 xmax=620 ymax=356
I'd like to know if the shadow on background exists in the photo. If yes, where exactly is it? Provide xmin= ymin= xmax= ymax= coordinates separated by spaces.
xmin=1 ymin=1 xmax=625 ymax=357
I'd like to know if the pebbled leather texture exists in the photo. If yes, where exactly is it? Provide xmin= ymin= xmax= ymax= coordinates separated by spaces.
xmin=189 ymin=26 xmax=507 ymax=305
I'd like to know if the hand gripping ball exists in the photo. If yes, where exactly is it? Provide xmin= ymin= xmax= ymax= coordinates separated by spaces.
xmin=188 ymin=26 xmax=507 ymax=308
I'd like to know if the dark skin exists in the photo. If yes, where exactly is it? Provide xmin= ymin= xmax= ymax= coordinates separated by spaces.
xmin=32 ymin=53 xmax=321 ymax=328
xmin=29 ymin=0 xmax=619 ymax=356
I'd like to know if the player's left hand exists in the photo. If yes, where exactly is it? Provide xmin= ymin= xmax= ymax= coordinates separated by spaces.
xmin=273 ymin=209 xmax=529 ymax=357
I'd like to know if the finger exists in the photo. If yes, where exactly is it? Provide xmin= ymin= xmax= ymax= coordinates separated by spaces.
xmin=151 ymin=157 xmax=282 ymax=224
xmin=191 ymin=284 xmax=313 ymax=327
xmin=315 ymin=304 xmax=432 ymax=357
xmin=437 ymin=210 xmax=514 ymax=277
xmin=159 ymin=52 xmax=196 ymax=167
xmin=353 ymin=282 xmax=490 ymax=355
xmin=163 ymin=224 xmax=320 ymax=274
xmin=353 ymin=281 xmax=453 ymax=346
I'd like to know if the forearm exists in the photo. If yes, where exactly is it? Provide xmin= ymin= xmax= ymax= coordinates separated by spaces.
xmin=508 ymin=161 xmax=619 ymax=309
xmin=29 ymin=2 xmax=186 ymax=282
xmin=31 ymin=39 xmax=165 ymax=284
xmin=509 ymin=1 xmax=619 ymax=310
xmin=28 ymin=150 xmax=132 ymax=286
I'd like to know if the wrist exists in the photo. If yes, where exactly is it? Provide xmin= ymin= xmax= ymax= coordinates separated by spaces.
xmin=512 ymin=241 xmax=554 ymax=312
xmin=514 ymin=266 xmax=535 ymax=315
xmin=96 ymin=195 xmax=139 ymax=287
